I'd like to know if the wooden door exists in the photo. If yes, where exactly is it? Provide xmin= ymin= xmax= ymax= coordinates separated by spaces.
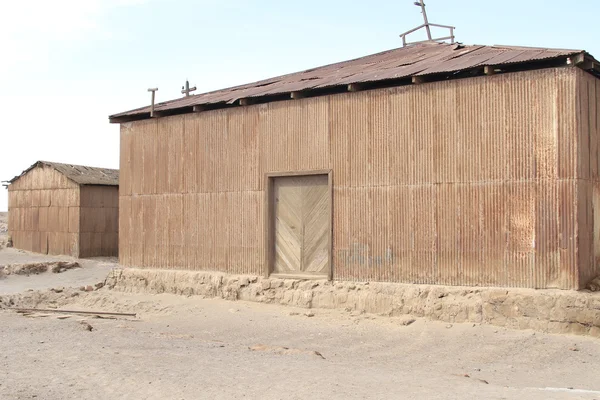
xmin=272 ymin=175 xmax=330 ymax=278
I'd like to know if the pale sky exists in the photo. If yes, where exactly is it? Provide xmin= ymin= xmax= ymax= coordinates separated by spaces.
xmin=1 ymin=0 xmax=598 ymax=211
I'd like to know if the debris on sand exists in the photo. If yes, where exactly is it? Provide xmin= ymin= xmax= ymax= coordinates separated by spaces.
xmin=454 ymin=373 xmax=489 ymax=385
xmin=80 ymin=321 xmax=93 ymax=331
xmin=14 ymin=307 xmax=136 ymax=318
xmin=587 ymin=277 xmax=600 ymax=292
xmin=49 ymin=262 xmax=81 ymax=274
xmin=0 ymin=261 xmax=80 ymax=276
xmin=249 ymin=344 xmax=325 ymax=359
xmin=1 ymin=262 xmax=48 ymax=276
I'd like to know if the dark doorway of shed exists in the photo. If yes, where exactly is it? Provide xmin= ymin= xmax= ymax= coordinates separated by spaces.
xmin=268 ymin=173 xmax=331 ymax=280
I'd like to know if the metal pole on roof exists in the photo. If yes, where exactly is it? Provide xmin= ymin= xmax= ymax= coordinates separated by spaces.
xmin=400 ymin=1 xmax=456 ymax=46
xmin=415 ymin=1 xmax=432 ymax=40
xmin=148 ymin=88 xmax=158 ymax=117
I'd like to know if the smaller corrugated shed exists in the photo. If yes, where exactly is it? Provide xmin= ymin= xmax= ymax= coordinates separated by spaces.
xmin=8 ymin=161 xmax=119 ymax=186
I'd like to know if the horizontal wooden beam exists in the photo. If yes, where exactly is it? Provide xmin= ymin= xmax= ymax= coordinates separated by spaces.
xmin=402 ymin=36 xmax=455 ymax=46
xmin=428 ymin=23 xmax=455 ymax=30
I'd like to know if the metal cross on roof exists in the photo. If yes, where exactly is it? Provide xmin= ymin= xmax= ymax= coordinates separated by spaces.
xmin=399 ymin=1 xmax=456 ymax=47
xmin=181 ymin=80 xmax=197 ymax=97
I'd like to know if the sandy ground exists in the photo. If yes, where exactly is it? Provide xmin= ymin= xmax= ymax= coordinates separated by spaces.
xmin=1 ymin=250 xmax=600 ymax=399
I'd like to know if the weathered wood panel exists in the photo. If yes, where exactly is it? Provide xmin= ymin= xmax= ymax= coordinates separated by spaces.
xmin=119 ymin=67 xmax=587 ymax=289
xmin=272 ymin=175 xmax=329 ymax=276
xmin=274 ymin=179 xmax=302 ymax=273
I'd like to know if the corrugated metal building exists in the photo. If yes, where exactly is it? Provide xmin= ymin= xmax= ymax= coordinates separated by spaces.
xmin=7 ymin=161 xmax=119 ymax=257
xmin=110 ymin=43 xmax=600 ymax=290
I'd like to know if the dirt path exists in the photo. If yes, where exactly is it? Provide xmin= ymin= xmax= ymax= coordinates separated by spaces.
xmin=1 ymin=288 xmax=600 ymax=400
xmin=1 ymin=246 xmax=599 ymax=399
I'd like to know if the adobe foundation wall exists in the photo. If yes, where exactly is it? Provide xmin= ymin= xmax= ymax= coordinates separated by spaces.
xmin=105 ymin=268 xmax=600 ymax=338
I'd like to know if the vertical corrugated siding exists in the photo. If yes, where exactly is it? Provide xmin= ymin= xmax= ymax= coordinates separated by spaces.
xmin=78 ymin=186 xmax=119 ymax=257
xmin=119 ymin=67 xmax=588 ymax=289
xmin=576 ymin=69 xmax=600 ymax=287
xmin=120 ymin=106 xmax=265 ymax=274
xmin=327 ymin=68 xmax=580 ymax=288
xmin=119 ymin=195 xmax=131 ymax=264
xmin=141 ymin=119 xmax=158 ymax=195
xmin=260 ymin=98 xmax=329 ymax=175
xmin=7 ymin=165 xmax=81 ymax=257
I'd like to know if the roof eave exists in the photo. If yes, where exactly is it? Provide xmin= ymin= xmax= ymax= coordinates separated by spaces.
xmin=109 ymin=46 xmax=599 ymax=124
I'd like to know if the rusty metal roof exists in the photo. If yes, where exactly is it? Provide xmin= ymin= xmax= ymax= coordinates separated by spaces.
xmin=9 ymin=161 xmax=119 ymax=186
xmin=110 ymin=42 xmax=592 ymax=122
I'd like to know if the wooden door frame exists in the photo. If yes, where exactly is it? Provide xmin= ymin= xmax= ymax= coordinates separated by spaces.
xmin=264 ymin=170 xmax=333 ymax=280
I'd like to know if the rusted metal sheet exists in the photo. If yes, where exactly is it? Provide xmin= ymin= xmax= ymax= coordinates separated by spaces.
xmin=117 ymin=67 xmax=595 ymax=289
xmin=109 ymin=43 xmax=589 ymax=122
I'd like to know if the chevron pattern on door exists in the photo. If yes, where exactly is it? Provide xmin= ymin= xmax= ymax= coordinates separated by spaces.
xmin=273 ymin=175 xmax=330 ymax=277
